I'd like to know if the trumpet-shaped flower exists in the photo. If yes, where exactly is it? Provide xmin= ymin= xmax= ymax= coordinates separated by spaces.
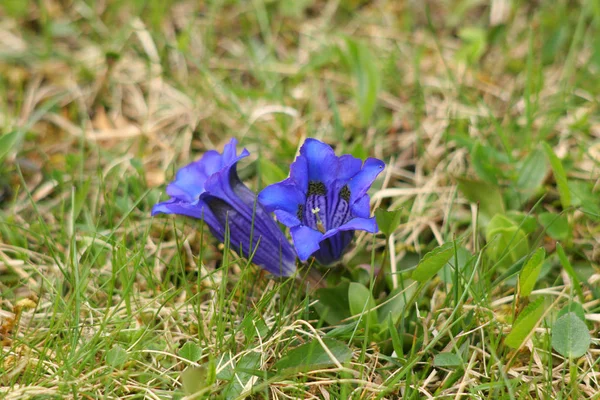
xmin=152 ymin=138 xmax=297 ymax=277
xmin=258 ymin=139 xmax=384 ymax=264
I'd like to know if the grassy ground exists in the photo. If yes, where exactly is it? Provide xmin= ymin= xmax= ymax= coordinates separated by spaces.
xmin=1 ymin=0 xmax=599 ymax=398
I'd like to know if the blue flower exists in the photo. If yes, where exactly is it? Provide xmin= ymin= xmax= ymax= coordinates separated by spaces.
xmin=258 ymin=139 xmax=384 ymax=264
xmin=152 ymin=138 xmax=297 ymax=277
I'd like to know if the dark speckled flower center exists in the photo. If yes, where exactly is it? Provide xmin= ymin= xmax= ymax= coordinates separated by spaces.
xmin=303 ymin=181 xmax=327 ymax=231
xmin=296 ymin=204 xmax=304 ymax=221
xmin=340 ymin=185 xmax=350 ymax=202
xmin=258 ymin=138 xmax=385 ymax=264
xmin=308 ymin=181 xmax=327 ymax=196
xmin=330 ymin=185 xmax=352 ymax=229
xmin=297 ymin=182 xmax=353 ymax=232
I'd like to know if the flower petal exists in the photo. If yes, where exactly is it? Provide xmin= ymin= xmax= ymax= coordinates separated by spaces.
xmin=221 ymin=137 xmax=239 ymax=162
xmin=299 ymin=138 xmax=339 ymax=185
xmin=350 ymin=194 xmax=371 ymax=219
xmin=312 ymin=230 xmax=354 ymax=265
xmin=274 ymin=210 xmax=301 ymax=226
xmin=153 ymin=137 xmax=298 ymax=277
xmin=336 ymin=154 xmax=363 ymax=186
xmin=165 ymin=157 xmax=214 ymax=202
xmin=304 ymin=217 xmax=377 ymax=264
xmin=206 ymin=197 xmax=296 ymax=276
xmin=322 ymin=217 xmax=378 ymax=239
xmin=211 ymin=170 xmax=292 ymax=250
xmin=290 ymin=225 xmax=323 ymax=261
xmin=258 ymin=179 xmax=305 ymax=227
xmin=289 ymin=155 xmax=309 ymax=193
xmin=152 ymin=199 xmax=224 ymax=240
xmin=347 ymin=157 xmax=385 ymax=205
xmin=198 ymin=150 xmax=227 ymax=176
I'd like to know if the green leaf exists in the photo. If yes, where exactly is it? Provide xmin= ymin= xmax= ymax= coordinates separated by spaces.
xmin=486 ymin=215 xmax=529 ymax=268
xmin=179 ymin=342 xmax=202 ymax=362
xmin=106 ymin=345 xmax=128 ymax=368
xmin=457 ymin=178 xmax=504 ymax=226
xmin=377 ymin=284 xmax=416 ymax=325
xmin=505 ymin=211 xmax=538 ymax=234
xmin=348 ymin=282 xmax=378 ymax=328
xmin=438 ymin=247 xmax=472 ymax=284
xmin=181 ymin=366 xmax=208 ymax=396
xmin=275 ymin=338 xmax=352 ymax=371
xmin=471 ymin=142 xmax=502 ymax=184
xmin=375 ymin=208 xmax=402 ymax=237
xmin=557 ymin=303 xmax=586 ymax=323
xmin=568 ymin=180 xmax=600 ymax=217
xmin=0 ymin=131 xmax=22 ymax=163
xmin=222 ymin=352 xmax=261 ymax=400
xmin=489 ymin=226 xmax=528 ymax=267
xmin=259 ymin=158 xmax=287 ymax=186
xmin=433 ymin=352 xmax=462 ymax=368
xmin=314 ymin=282 xmax=351 ymax=325
xmin=216 ymin=354 xmax=234 ymax=380
xmin=324 ymin=321 xmax=358 ymax=340
xmin=387 ymin=315 xmax=403 ymax=358
xmin=556 ymin=243 xmax=585 ymax=303
xmin=515 ymin=148 xmax=547 ymax=203
xmin=339 ymin=38 xmax=380 ymax=126
xmin=241 ymin=313 xmax=269 ymax=341
xmin=538 ymin=212 xmax=570 ymax=240
xmin=412 ymin=242 xmax=455 ymax=282
xmin=552 ymin=312 xmax=591 ymax=358
xmin=505 ymin=297 xmax=545 ymax=349
xmin=519 ymin=248 xmax=545 ymax=298
xmin=542 ymin=142 xmax=571 ymax=209
xmin=486 ymin=213 xmax=515 ymax=231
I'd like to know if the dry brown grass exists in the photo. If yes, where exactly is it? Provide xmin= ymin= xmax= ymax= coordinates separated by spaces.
xmin=1 ymin=0 xmax=599 ymax=398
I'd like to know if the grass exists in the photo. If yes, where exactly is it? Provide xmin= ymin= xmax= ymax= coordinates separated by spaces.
xmin=1 ymin=0 xmax=599 ymax=398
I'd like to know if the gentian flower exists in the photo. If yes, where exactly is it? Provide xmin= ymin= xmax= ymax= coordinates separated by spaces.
xmin=258 ymin=139 xmax=384 ymax=264
xmin=152 ymin=138 xmax=297 ymax=277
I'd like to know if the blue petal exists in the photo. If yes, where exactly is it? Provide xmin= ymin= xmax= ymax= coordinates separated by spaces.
xmin=198 ymin=150 xmax=227 ymax=176
xmin=336 ymin=155 xmax=363 ymax=186
xmin=289 ymin=155 xmax=309 ymax=193
xmin=152 ymin=199 xmax=224 ymax=240
xmin=312 ymin=230 xmax=354 ymax=265
xmin=274 ymin=210 xmax=301 ymax=227
xmin=347 ymin=157 xmax=385 ymax=205
xmin=152 ymin=199 xmax=202 ymax=219
xmin=165 ymin=157 xmax=214 ymax=202
xmin=206 ymin=166 xmax=286 ymax=245
xmin=258 ymin=180 xmax=305 ymax=227
xmin=290 ymin=225 xmax=323 ymax=261
xmin=350 ymin=194 xmax=371 ymax=219
xmin=328 ymin=194 xmax=351 ymax=229
xmin=304 ymin=191 xmax=328 ymax=231
xmin=299 ymin=139 xmax=339 ymax=185
xmin=153 ymin=137 xmax=297 ymax=276
xmin=163 ymin=138 xmax=250 ymax=203
xmin=204 ymin=165 xmax=298 ymax=276
xmin=322 ymin=217 xmax=378 ymax=238
xmin=206 ymin=197 xmax=296 ymax=276
xmin=240 ymin=181 xmax=292 ymax=250
xmin=221 ymin=137 xmax=239 ymax=162
xmin=307 ymin=217 xmax=377 ymax=264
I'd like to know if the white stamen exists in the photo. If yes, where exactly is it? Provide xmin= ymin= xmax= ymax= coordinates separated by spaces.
xmin=312 ymin=207 xmax=325 ymax=233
